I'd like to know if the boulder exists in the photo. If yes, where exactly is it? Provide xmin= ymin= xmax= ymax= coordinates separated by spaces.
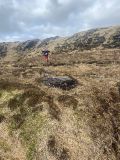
xmin=42 ymin=76 xmax=77 ymax=90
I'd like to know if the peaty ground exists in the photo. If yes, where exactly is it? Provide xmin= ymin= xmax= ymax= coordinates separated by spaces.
xmin=0 ymin=49 xmax=120 ymax=160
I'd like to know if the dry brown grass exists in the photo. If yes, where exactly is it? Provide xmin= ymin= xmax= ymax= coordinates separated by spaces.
xmin=0 ymin=48 xmax=120 ymax=160
xmin=48 ymin=135 xmax=70 ymax=160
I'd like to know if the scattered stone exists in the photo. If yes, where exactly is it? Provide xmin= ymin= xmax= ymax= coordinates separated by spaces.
xmin=42 ymin=76 xmax=77 ymax=90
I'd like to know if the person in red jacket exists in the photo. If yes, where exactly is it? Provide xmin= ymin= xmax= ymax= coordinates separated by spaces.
xmin=42 ymin=49 xmax=50 ymax=63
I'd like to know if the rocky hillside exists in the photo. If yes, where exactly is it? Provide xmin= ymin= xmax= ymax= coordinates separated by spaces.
xmin=54 ymin=26 xmax=120 ymax=53
xmin=0 ymin=26 xmax=120 ymax=160
xmin=0 ymin=26 xmax=120 ymax=59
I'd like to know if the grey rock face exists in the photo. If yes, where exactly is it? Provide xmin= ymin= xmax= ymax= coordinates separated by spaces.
xmin=0 ymin=43 xmax=7 ymax=57
xmin=42 ymin=76 xmax=77 ymax=90
xmin=16 ymin=39 xmax=40 ymax=52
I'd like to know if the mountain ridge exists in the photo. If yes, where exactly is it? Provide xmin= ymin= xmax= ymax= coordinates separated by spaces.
xmin=0 ymin=25 xmax=120 ymax=59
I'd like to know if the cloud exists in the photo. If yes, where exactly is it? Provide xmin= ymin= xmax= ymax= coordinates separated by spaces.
xmin=0 ymin=0 xmax=120 ymax=41
xmin=83 ymin=0 xmax=120 ymax=27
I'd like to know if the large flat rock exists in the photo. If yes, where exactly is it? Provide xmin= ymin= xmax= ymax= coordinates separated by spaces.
xmin=42 ymin=76 xmax=77 ymax=90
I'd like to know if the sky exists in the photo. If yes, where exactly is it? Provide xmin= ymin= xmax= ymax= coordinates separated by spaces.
xmin=0 ymin=0 xmax=120 ymax=42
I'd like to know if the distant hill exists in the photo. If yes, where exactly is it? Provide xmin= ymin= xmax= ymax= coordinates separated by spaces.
xmin=54 ymin=26 xmax=120 ymax=53
xmin=0 ymin=26 xmax=120 ymax=58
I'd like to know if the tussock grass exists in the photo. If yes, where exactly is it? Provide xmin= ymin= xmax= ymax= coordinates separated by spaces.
xmin=48 ymin=135 xmax=70 ymax=160
xmin=0 ymin=138 xmax=11 ymax=152
xmin=58 ymin=95 xmax=78 ymax=110
xmin=20 ymin=113 xmax=48 ymax=160
xmin=0 ymin=48 xmax=120 ymax=160
xmin=0 ymin=114 xmax=5 ymax=123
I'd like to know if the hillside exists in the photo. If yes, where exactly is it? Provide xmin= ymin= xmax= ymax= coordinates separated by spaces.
xmin=0 ymin=26 xmax=120 ymax=60
xmin=0 ymin=26 xmax=120 ymax=160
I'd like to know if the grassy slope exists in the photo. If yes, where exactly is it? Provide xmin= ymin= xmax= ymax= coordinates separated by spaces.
xmin=0 ymin=48 xmax=120 ymax=160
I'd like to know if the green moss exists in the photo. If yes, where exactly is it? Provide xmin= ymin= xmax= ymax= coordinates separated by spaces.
xmin=7 ymin=89 xmax=48 ymax=137
xmin=20 ymin=113 xmax=48 ymax=160
xmin=26 ymin=142 xmax=36 ymax=160
xmin=7 ymin=89 xmax=47 ymax=113
xmin=0 ymin=90 xmax=22 ymax=105
xmin=8 ymin=93 xmax=25 ymax=111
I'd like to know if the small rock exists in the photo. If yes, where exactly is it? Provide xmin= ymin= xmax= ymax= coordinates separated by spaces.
xmin=42 ymin=76 xmax=77 ymax=90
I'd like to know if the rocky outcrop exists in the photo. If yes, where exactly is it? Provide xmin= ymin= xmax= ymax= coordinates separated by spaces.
xmin=104 ymin=31 xmax=120 ymax=48
xmin=37 ymin=36 xmax=60 ymax=48
xmin=15 ymin=36 xmax=60 ymax=52
xmin=0 ymin=43 xmax=7 ymax=57
xmin=54 ymin=26 xmax=120 ymax=53
xmin=16 ymin=39 xmax=40 ymax=52
xmin=42 ymin=76 xmax=77 ymax=90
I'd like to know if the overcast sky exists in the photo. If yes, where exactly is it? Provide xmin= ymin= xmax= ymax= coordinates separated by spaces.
xmin=0 ymin=0 xmax=120 ymax=41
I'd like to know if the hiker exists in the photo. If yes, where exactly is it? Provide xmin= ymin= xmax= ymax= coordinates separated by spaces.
xmin=42 ymin=49 xmax=50 ymax=63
